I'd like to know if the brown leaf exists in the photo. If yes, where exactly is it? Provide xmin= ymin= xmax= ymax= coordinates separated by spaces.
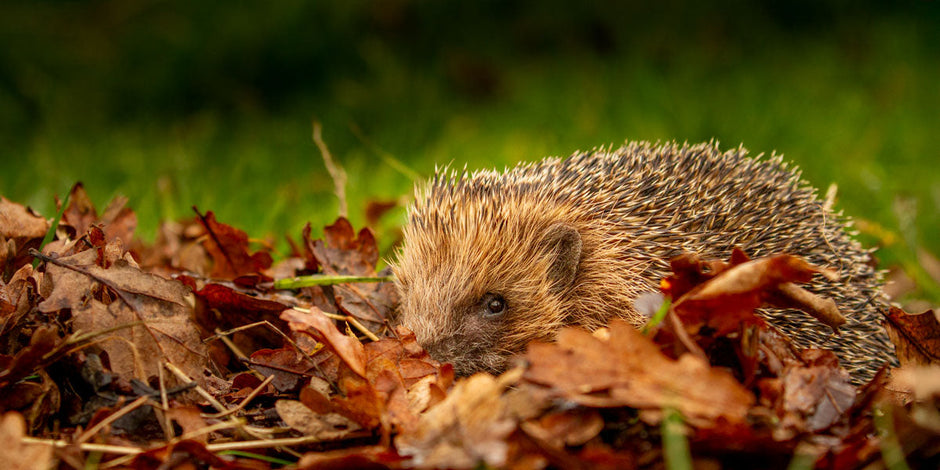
xmin=775 ymin=350 xmax=856 ymax=439
xmin=250 ymin=347 xmax=318 ymax=392
xmin=0 ymin=412 xmax=53 ymax=470
xmin=0 ymin=326 xmax=61 ymax=390
xmin=311 ymin=218 xmax=379 ymax=276
xmin=888 ymin=365 xmax=940 ymax=405
xmin=331 ymin=369 xmax=385 ymax=430
xmin=133 ymin=218 xmax=212 ymax=276
xmin=282 ymin=307 xmax=367 ymax=378
xmin=296 ymin=446 xmax=403 ymax=470
xmin=276 ymin=399 xmax=360 ymax=438
xmin=0 ymin=196 xmax=48 ymax=240
xmin=302 ymin=218 xmax=397 ymax=329
xmin=333 ymin=282 xmax=397 ymax=328
xmin=98 ymin=195 xmax=137 ymax=245
xmin=60 ymin=182 xmax=98 ymax=238
xmin=672 ymin=254 xmax=837 ymax=336
xmin=195 ymin=209 xmax=273 ymax=279
xmin=194 ymin=282 xmax=291 ymax=320
xmin=524 ymin=320 xmax=754 ymax=427
xmin=396 ymin=372 xmax=518 ymax=469
xmin=164 ymin=406 xmax=209 ymax=443
xmin=38 ymin=241 xmax=207 ymax=387
xmin=0 ymin=264 xmax=36 ymax=329
xmin=884 ymin=307 xmax=940 ymax=366
xmin=520 ymin=409 xmax=604 ymax=449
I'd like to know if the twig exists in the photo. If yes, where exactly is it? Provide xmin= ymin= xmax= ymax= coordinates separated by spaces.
xmin=76 ymin=396 xmax=151 ymax=444
xmin=204 ymin=320 xmax=334 ymax=393
xmin=157 ymin=362 xmax=173 ymax=440
xmin=203 ymin=374 xmax=275 ymax=419
xmin=345 ymin=315 xmax=380 ymax=342
xmin=21 ymin=431 xmax=368 ymax=458
xmin=172 ymin=420 xmax=248 ymax=443
xmin=21 ymin=438 xmax=143 ymax=455
xmin=291 ymin=307 xmax=380 ymax=342
xmin=313 ymin=121 xmax=348 ymax=218
xmin=204 ymin=432 xmax=371 ymax=451
xmin=163 ymin=362 xmax=228 ymax=414
xmin=666 ymin=308 xmax=707 ymax=359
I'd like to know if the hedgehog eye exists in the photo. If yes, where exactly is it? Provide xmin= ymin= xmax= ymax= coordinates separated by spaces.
xmin=481 ymin=293 xmax=506 ymax=318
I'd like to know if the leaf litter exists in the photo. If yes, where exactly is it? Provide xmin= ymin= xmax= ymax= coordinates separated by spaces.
xmin=0 ymin=183 xmax=938 ymax=469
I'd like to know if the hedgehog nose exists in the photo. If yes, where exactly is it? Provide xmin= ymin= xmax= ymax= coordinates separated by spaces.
xmin=419 ymin=338 xmax=442 ymax=360
xmin=418 ymin=337 xmax=452 ymax=364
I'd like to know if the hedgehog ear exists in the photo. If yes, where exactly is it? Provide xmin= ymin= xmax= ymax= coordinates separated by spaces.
xmin=541 ymin=223 xmax=582 ymax=294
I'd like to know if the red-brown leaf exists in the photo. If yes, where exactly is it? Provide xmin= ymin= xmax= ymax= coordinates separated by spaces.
xmin=884 ymin=307 xmax=940 ymax=366
xmin=524 ymin=320 xmax=754 ymax=427
xmin=196 ymin=209 xmax=273 ymax=279
xmin=281 ymin=307 xmax=367 ymax=378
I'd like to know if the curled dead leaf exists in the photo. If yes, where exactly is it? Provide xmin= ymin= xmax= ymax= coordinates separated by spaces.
xmin=524 ymin=320 xmax=754 ymax=428
xmin=281 ymin=307 xmax=367 ymax=378
xmin=396 ymin=372 xmax=517 ymax=469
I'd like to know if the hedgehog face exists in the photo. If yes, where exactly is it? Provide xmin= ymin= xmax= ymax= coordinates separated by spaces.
xmin=392 ymin=218 xmax=583 ymax=376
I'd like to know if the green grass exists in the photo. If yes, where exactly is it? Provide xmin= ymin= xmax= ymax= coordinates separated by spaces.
xmin=1 ymin=3 xmax=937 ymax=301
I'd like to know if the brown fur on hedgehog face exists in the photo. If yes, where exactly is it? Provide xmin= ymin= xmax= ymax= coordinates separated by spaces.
xmin=392 ymin=168 xmax=649 ymax=376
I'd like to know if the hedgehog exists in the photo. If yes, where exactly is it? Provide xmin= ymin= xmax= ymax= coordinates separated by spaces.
xmin=391 ymin=140 xmax=896 ymax=382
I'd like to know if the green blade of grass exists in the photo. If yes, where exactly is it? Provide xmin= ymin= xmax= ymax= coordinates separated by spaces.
xmin=32 ymin=188 xmax=70 ymax=269
xmin=662 ymin=406 xmax=692 ymax=470
xmin=272 ymin=274 xmax=393 ymax=290
xmin=874 ymin=404 xmax=912 ymax=470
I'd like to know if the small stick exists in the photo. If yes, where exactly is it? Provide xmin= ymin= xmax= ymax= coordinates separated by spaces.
xmin=290 ymin=307 xmax=380 ymax=342
xmin=313 ymin=121 xmax=348 ymax=218
xmin=203 ymin=374 xmax=275 ymax=419
xmin=76 ymin=396 xmax=151 ymax=444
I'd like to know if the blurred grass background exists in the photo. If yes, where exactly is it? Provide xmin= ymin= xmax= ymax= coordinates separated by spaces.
xmin=0 ymin=0 xmax=937 ymax=300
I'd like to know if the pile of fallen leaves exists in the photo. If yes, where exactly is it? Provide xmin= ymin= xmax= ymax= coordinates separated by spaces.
xmin=1 ymin=184 xmax=938 ymax=469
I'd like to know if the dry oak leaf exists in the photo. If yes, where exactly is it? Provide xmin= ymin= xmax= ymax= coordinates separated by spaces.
xmin=395 ymin=372 xmax=518 ymax=469
xmin=59 ymin=183 xmax=138 ymax=245
xmin=524 ymin=320 xmax=754 ymax=427
xmin=281 ymin=307 xmax=367 ymax=378
xmin=250 ymin=347 xmax=318 ymax=393
xmin=195 ymin=209 xmax=273 ymax=279
xmin=0 ymin=412 xmax=53 ymax=470
xmin=310 ymin=218 xmax=379 ymax=277
xmin=276 ymin=399 xmax=361 ymax=439
xmin=672 ymin=254 xmax=844 ymax=336
xmin=37 ymin=243 xmax=207 ymax=386
xmin=884 ymin=307 xmax=940 ymax=367
xmin=308 ymin=218 xmax=396 ymax=328
xmin=0 ymin=196 xmax=48 ymax=240
xmin=59 ymin=182 xmax=98 ymax=238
